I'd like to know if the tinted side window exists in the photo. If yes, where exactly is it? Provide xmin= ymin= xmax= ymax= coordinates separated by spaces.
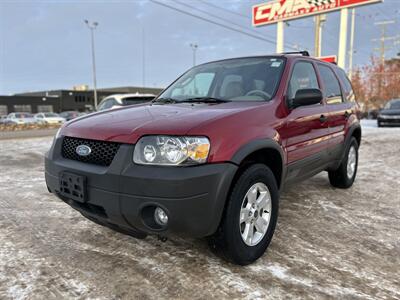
xmin=336 ymin=69 xmax=355 ymax=102
xmin=318 ymin=64 xmax=343 ymax=104
xmin=288 ymin=62 xmax=319 ymax=100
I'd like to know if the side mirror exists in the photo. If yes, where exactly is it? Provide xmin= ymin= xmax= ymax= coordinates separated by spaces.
xmin=291 ymin=88 xmax=323 ymax=109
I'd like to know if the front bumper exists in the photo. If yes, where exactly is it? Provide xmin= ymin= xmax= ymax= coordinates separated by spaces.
xmin=45 ymin=137 xmax=237 ymax=238
xmin=378 ymin=116 xmax=400 ymax=126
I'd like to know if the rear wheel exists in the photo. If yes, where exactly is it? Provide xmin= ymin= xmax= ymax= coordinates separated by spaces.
xmin=328 ymin=137 xmax=359 ymax=189
xmin=210 ymin=164 xmax=279 ymax=265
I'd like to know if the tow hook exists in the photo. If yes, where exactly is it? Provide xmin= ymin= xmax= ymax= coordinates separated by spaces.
xmin=158 ymin=235 xmax=168 ymax=242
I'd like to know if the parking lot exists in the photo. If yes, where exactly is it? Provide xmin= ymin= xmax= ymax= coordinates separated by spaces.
xmin=0 ymin=120 xmax=399 ymax=299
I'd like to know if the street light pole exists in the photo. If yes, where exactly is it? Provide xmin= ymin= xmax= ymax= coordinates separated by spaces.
xmin=190 ymin=43 xmax=198 ymax=67
xmin=84 ymin=20 xmax=99 ymax=110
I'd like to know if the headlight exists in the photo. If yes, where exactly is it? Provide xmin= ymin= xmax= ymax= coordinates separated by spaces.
xmin=133 ymin=136 xmax=210 ymax=166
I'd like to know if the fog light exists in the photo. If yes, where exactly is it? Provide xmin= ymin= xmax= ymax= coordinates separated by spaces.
xmin=154 ymin=207 xmax=168 ymax=226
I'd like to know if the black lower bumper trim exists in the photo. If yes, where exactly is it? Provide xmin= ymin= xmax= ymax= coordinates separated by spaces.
xmin=45 ymin=141 xmax=238 ymax=238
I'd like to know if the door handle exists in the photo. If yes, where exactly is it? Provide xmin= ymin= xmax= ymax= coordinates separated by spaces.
xmin=319 ymin=114 xmax=327 ymax=123
xmin=344 ymin=110 xmax=351 ymax=119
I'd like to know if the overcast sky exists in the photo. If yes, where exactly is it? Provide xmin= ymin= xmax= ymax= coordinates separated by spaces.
xmin=0 ymin=0 xmax=399 ymax=95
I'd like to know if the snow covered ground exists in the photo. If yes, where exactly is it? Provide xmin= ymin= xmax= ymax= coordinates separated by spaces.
xmin=0 ymin=123 xmax=399 ymax=299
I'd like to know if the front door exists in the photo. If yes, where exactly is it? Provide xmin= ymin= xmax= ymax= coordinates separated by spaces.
xmin=282 ymin=61 xmax=331 ymax=182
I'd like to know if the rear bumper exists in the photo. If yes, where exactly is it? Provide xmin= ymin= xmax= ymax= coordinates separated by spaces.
xmin=45 ymin=137 xmax=237 ymax=238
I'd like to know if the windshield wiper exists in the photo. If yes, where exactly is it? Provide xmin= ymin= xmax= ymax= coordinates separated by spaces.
xmin=180 ymin=97 xmax=230 ymax=103
xmin=152 ymin=97 xmax=178 ymax=104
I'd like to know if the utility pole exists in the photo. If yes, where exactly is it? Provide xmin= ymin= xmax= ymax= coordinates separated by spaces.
xmin=84 ymin=20 xmax=99 ymax=110
xmin=314 ymin=14 xmax=326 ymax=57
xmin=372 ymin=20 xmax=396 ymax=97
xmin=190 ymin=43 xmax=198 ymax=66
xmin=373 ymin=20 xmax=396 ymax=65
xmin=348 ymin=9 xmax=356 ymax=79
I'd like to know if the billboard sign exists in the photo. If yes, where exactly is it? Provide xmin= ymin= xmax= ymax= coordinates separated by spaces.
xmin=318 ymin=55 xmax=337 ymax=63
xmin=253 ymin=0 xmax=382 ymax=26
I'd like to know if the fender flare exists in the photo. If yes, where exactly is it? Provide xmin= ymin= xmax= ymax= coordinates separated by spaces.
xmin=230 ymin=138 xmax=286 ymax=189
xmin=338 ymin=123 xmax=362 ymax=162
xmin=345 ymin=123 xmax=362 ymax=146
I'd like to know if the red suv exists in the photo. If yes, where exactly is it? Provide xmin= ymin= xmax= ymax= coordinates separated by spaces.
xmin=45 ymin=52 xmax=361 ymax=265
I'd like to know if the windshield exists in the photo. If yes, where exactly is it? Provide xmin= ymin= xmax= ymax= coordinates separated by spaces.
xmin=385 ymin=100 xmax=400 ymax=110
xmin=44 ymin=113 xmax=59 ymax=117
xmin=158 ymin=57 xmax=285 ymax=102
xmin=15 ymin=113 xmax=33 ymax=118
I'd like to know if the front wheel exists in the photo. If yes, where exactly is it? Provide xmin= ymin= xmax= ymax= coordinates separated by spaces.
xmin=328 ymin=137 xmax=359 ymax=189
xmin=210 ymin=164 xmax=279 ymax=265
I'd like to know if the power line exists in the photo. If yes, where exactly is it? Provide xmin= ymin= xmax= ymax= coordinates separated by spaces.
xmin=172 ymin=0 xmax=255 ymax=33
xmin=149 ymin=0 xmax=298 ymax=50
xmin=172 ymin=0 xmax=302 ymax=50
xmin=198 ymin=0 xmax=250 ymax=20
xmin=190 ymin=0 xmax=309 ymax=50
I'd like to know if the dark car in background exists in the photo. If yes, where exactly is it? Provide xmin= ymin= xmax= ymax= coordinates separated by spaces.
xmin=378 ymin=99 xmax=400 ymax=127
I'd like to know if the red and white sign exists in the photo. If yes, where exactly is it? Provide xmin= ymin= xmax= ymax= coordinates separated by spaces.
xmin=253 ymin=0 xmax=382 ymax=26
xmin=318 ymin=55 xmax=337 ymax=63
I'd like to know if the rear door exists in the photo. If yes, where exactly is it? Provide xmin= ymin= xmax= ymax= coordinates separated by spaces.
xmin=283 ymin=60 xmax=331 ymax=182
xmin=316 ymin=64 xmax=353 ymax=153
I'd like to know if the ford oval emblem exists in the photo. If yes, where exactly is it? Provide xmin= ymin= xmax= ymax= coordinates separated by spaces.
xmin=76 ymin=145 xmax=91 ymax=156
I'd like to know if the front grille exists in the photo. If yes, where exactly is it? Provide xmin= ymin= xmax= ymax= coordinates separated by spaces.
xmin=61 ymin=136 xmax=121 ymax=166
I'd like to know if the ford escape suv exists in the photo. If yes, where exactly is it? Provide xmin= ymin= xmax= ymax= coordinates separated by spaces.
xmin=45 ymin=52 xmax=361 ymax=265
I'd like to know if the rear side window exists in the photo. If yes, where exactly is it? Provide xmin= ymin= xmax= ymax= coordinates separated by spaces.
xmin=336 ymin=69 xmax=355 ymax=102
xmin=318 ymin=64 xmax=343 ymax=104
xmin=288 ymin=61 xmax=319 ymax=100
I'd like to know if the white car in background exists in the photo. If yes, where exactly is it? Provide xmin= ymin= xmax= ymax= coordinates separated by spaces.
xmin=97 ymin=93 xmax=156 ymax=111
xmin=5 ymin=113 xmax=37 ymax=125
xmin=34 ymin=112 xmax=66 ymax=125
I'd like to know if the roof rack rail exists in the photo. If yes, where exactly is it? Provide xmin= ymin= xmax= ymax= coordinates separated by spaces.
xmin=282 ymin=51 xmax=310 ymax=57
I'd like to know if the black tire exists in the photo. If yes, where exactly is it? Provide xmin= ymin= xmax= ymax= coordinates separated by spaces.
xmin=209 ymin=164 xmax=279 ymax=265
xmin=377 ymin=121 xmax=382 ymax=127
xmin=328 ymin=137 xmax=359 ymax=189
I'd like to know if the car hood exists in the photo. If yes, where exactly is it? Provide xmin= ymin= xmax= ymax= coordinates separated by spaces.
xmin=62 ymin=102 xmax=263 ymax=143
xmin=379 ymin=109 xmax=400 ymax=116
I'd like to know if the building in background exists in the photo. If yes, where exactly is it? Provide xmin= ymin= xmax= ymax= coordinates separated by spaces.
xmin=0 ymin=86 xmax=163 ymax=115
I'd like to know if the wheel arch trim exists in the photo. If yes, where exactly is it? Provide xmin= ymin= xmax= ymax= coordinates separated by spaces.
xmin=230 ymin=138 xmax=286 ymax=190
